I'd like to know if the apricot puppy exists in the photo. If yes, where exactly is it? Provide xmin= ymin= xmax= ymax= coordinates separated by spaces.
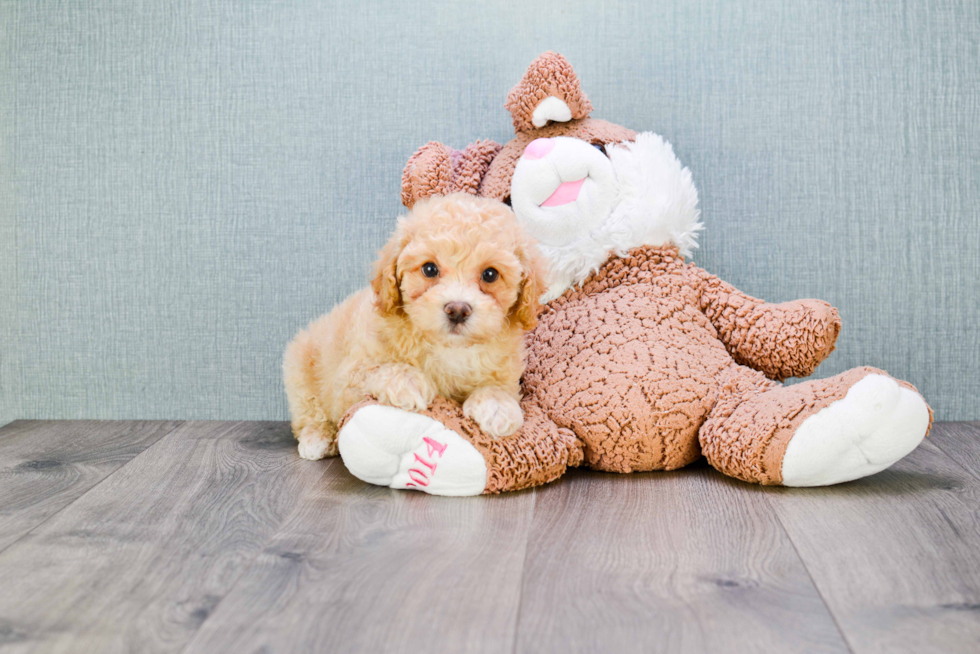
xmin=283 ymin=193 xmax=547 ymax=460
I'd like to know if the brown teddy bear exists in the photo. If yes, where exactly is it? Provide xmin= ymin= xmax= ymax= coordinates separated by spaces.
xmin=332 ymin=52 xmax=932 ymax=495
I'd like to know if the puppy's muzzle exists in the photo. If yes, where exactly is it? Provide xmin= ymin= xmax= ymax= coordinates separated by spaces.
xmin=444 ymin=302 xmax=472 ymax=326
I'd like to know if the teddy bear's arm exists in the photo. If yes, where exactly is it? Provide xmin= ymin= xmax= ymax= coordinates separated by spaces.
xmin=693 ymin=267 xmax=841 ymax=381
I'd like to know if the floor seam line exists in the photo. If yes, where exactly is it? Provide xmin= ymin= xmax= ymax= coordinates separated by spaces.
xmin=926 ymin=425 xmax=980 ymax=484
xmin=0 ymin=420 xmax=185 ymax=559
xmin=763 ymin=489 xmax=857 ymax=654
xmin=509 ymin=488 xmax=536 ymax=654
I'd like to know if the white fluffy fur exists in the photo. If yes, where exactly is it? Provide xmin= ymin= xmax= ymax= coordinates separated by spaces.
xmin=534 ymin=132 xmax=703 ymax=301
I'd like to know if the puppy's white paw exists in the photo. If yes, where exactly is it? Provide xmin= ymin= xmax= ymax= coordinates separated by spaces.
xmin=374 ymin=366 xmax=436 ymax=412
xmin=297 ymin=426 xmax=336 ymax=461
xmin=463 ymin=388 xmax=524 ymax=439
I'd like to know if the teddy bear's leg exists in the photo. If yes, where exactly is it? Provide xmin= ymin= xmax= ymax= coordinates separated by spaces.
xmin=700 ymin=366 xmax=932 ymax=486
xmin=337 ymin=398 xmax=582 ymax=496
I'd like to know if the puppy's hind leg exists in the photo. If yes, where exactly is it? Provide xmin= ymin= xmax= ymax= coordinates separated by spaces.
xmin=284 ymin=328 xmax=338 ymax=460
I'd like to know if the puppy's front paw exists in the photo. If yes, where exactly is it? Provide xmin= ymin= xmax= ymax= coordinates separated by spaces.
xmin=375 ymin=366 xmax=436 ymax=412
xmin=297 ymin=426 xmax=337 ymax=460
xmin=463 ymin=388 xmax=524 ymax=439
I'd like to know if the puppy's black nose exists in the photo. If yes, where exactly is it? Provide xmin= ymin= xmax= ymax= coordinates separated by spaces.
xmin=444 ymin=302 xmax=472 ymax=325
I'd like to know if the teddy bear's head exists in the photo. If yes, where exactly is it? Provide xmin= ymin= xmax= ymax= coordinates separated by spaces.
xmin=402 ymin=52 xmax=703 ymax=301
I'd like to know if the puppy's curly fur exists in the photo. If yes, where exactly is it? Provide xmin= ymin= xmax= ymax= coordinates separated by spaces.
xmin=283 ymin=193 xmax=547 ymax=460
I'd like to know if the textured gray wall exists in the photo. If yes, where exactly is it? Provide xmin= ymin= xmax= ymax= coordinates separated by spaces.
xmin=2 ymin=0 xmax=978 ymax=425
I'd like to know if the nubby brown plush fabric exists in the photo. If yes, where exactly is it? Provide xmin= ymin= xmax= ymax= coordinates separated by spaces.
xmin=344 ymin=244 xmax=929 ymax=491
xmin=338 ymin=52 xmax=932 ymax=494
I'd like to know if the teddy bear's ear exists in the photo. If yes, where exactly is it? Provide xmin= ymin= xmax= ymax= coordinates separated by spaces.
xmin=401 ymin=141 xmax=454 ymax=209
xmin=452 ymin=140 xmax=503 ymax=195
xmin=505 ymin=51 xmax=594 ymax=133
xmin=401 ymin=140 xmax=503 ymax=208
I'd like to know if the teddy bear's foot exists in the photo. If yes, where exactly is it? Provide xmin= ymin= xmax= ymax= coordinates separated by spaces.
xmin=701 ymin=366 xmax=932 ymax=486
xmin=780 ymin=373 xmax=930 ymax=486
xmin=337 ymin=403 xmax=487 ymax=496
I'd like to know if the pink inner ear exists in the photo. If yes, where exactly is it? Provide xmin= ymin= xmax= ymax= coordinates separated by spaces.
xmin=541 ymin=178 xmax=585 ymax=207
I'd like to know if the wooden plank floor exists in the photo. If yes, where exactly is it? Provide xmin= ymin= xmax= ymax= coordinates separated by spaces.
xmin=0 ymin=420 xmax=978 ymax=653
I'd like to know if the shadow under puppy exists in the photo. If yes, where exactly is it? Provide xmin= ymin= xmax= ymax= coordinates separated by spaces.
xmin=284 ymin=193 xmax=547 ymax=460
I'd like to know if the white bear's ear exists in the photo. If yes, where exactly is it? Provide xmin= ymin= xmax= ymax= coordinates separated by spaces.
xmin=505 ymin=51 xmax=593 ymax=133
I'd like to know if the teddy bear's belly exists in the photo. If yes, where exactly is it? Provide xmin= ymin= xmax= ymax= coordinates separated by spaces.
xmin=524 ymin=285 xmax=736 ymax=473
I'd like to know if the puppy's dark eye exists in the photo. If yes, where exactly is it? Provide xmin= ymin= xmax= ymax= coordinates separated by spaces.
xmin=592 ymin=142 xmax=607 ymax=156
xmin=481 ymin=268 xmax=499 ymax=283
xmin=421 ymin=262 xmax=439 ymax=278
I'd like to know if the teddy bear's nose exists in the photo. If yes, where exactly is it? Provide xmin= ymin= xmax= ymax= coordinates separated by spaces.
xmin=523 ymin=138 xmax=555 ymax=161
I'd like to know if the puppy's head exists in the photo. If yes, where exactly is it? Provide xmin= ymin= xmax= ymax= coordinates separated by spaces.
xmin=372 ymin=193 xmax=546 ymax=344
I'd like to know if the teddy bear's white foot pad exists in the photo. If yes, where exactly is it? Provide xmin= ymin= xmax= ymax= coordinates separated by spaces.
xmin=338 ymin=405 xmax=487 ymax=496
xmin=781 ymin=374 xmax=930 ymax=487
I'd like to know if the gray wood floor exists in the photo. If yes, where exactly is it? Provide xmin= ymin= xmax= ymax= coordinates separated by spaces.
xmin=0 ymin=420 xmax=978 ymax=654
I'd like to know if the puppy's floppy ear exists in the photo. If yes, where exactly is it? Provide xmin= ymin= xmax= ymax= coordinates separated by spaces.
xmin=511 ymin=238 xmax=549 ymax=330
xmin=371 ymin=223 xmax=409 ymax=317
